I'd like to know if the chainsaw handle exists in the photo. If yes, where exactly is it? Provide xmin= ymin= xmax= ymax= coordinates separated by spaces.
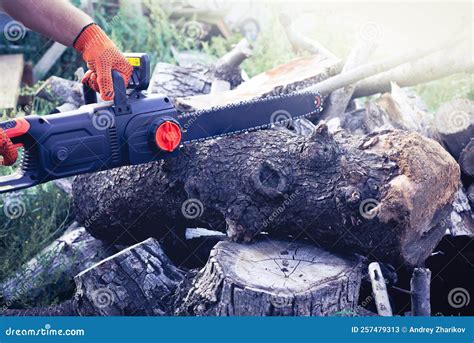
xmin=0 ymin=117 xmax=40 ymax=193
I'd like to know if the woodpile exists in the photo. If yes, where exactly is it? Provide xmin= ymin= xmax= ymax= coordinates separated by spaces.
xmin=1 ymin=21 xmax=473 ymax=317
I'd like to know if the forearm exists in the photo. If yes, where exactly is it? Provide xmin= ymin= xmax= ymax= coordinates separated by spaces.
xmin=2 ymin=0 xmax=92 ymax=46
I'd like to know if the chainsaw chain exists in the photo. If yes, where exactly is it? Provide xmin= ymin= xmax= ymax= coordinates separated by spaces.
xmin=178 ymin=90 xmax=323 ymax=145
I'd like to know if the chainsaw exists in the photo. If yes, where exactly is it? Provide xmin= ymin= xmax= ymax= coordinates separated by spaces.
xmin=0 ymin=53 xmax=323 ymax=193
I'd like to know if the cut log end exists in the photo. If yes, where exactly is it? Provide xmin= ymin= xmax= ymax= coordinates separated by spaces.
xmin=175 ymin=240 xmax=364 ymax=316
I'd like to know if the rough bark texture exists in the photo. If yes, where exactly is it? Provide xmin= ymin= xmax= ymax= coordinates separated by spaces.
xmin=0 ymin=222 xmax=112 ymax=306
xmin=35 ymin=76 xmax=84 ymax=108
xmin=73 ymin=123 xmax=460 ymax=267
xmin=410 ymin=268 xmax=431 ymax=316
xmin=444 ymin=189 xmax=474 ymax=238
xmin=175 ymin=240 xmax=364 ymax=316
xmin=175 ymin=56 xmax=339 ymax=111
xmin=74 ymin=238 xmax=184 ymax=316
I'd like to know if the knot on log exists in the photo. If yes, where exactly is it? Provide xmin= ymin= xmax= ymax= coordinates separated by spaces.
xmin=251 ymin=160 xmax=291 ymax=199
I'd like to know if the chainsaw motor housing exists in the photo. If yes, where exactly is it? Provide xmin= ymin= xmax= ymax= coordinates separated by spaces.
xmin=0 ymin=53 xmax=182 ymax=193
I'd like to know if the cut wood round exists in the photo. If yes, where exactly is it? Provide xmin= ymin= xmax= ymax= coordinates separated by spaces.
xmin=74 ymin=238 xmax=184 ymax=316
xmin=434 ymin=99 xmax=474 ymax=160
xmin=175 ymin=240 xmax=364 ymax=316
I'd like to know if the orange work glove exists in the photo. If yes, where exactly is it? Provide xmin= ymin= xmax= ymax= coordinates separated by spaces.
xmin=0 ymin=128 xmax=18 ymax=166
xmin=73 ymin=23 xmax=133 ymax=101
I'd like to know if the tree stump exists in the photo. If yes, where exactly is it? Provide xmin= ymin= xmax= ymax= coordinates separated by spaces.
xmin=74 ymin=238 xmax=184 ymax=316
xmin=175 ymin=240 xmax=364 ymax=316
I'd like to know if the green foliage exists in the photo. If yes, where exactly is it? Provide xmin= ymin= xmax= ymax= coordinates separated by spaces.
xmin=0 ymin=183 xmax=71 ymax=282
xmin=414 ymin=74 xmax=474 ymax=111
xmin=242 ymin=15 xmax=298 ymax=78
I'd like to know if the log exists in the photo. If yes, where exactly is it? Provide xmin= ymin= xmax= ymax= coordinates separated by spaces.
xmin=35 ymin=76 xmax=84 ymax=108
xmin=443 ymin=189 xmax=474 ymax=238
xmin=410 ymin=268 xmax=431 ymax=316
xmin=74 ymin=238 xmax=184 ymax=316
xmin=322 ymin=39 xmax=376 ymax=122
xmin=73 ymin=125 xmax=460 ymax=267
xmin=175 ymin=55 xmax=340 ymax=111
xmin=468 ymin=184 xmax=474 ymax=208
xmin=279 ymin=13 xmax=337 ymax=60
xmin=353 ymin=42 xmax=473 ymax=98
xmin=148 ymin=39 xmax=251 ymax=99
xmin=353 ymin=84 xmax=434 ymax=137
xmin=459 ymin=139 xmax=474 ymax=178
xmin=304 ymin=35 xmax=468 ymax=97
xmin=175 ymin=240 xmax=364 ymax=316
xmin=0 ymin=222 xmax=112 ymax=307
xmin=434 ymin=98 xmax=474 ymax=160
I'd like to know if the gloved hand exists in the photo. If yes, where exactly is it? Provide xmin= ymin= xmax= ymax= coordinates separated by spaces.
xmin=0 ymin=128 xmax=18 ymax=166
xmin=73 ymin=23 xmax=133 ymax=101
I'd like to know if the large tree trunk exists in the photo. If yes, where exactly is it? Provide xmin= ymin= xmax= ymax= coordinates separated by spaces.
xmin=175 ymin=240 xmax=364 ymax=316
xmin=73 ymin=122 xmax=459 ymax=267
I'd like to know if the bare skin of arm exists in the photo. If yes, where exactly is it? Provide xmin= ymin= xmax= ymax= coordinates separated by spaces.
xmin=2 ymin=0 xmax=92 ymax=46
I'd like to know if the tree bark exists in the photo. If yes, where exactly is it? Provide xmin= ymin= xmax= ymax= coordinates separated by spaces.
xmin=73 ymin=123 xmax=460 ymax=267
xmin=74 ymin=238 xmax=184 ymax=316
xmin=147 ymin=40 xmax=251 ymax=100
xmin=410 ymin=268 xmax=431 ymax=316
xmin=175 ymin=240 xmax=364 ymax=316
xmin=35 ymin=76 xmax=84 ymax=108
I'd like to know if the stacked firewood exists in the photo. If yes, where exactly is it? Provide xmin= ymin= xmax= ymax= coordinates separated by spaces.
xmin=1 ymin=19 xmax=472 ymax=316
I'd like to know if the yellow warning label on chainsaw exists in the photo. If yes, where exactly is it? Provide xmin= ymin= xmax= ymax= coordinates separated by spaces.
xmin=127 ymin=57 xmax=141 ymax=67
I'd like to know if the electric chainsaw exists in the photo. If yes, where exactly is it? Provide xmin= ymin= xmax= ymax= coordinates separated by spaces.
xmin=0 ymin=53 xmax=323 ymax=194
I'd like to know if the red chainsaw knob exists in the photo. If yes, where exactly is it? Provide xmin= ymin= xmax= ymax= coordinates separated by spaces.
xmin=155 ymin=121 xmax=181 ymax=152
